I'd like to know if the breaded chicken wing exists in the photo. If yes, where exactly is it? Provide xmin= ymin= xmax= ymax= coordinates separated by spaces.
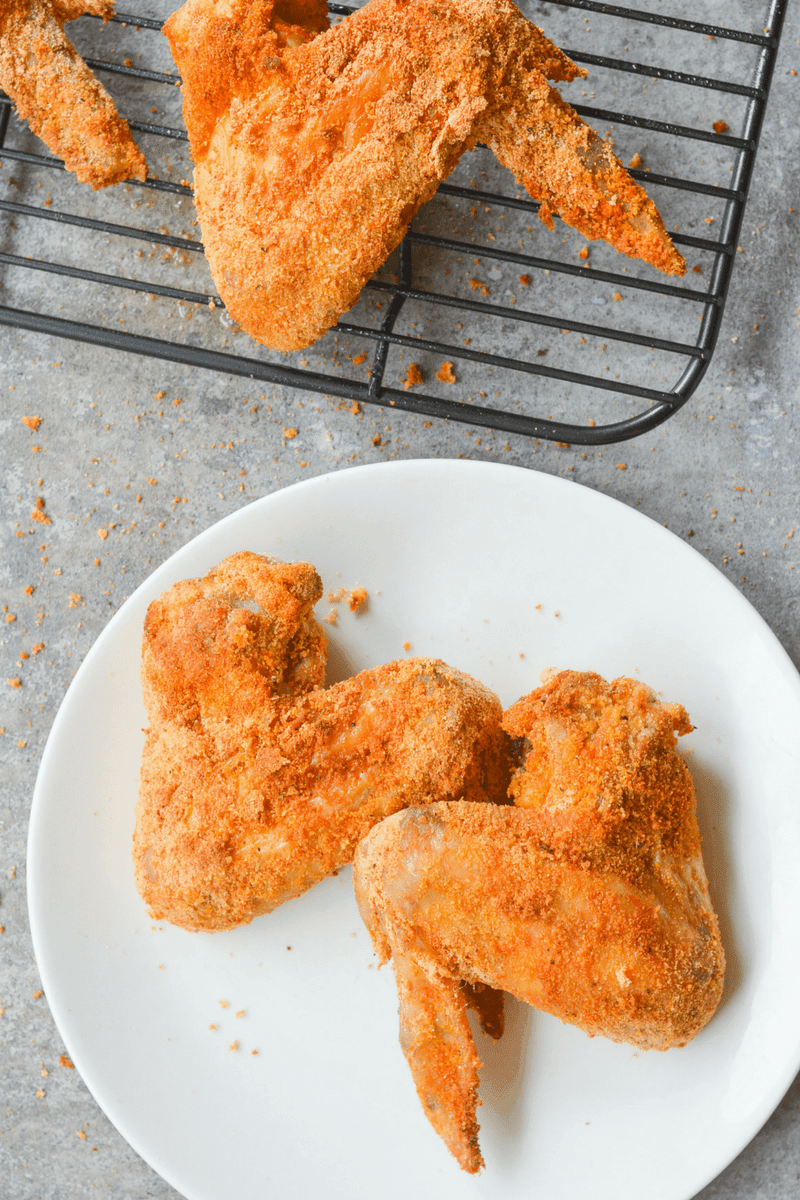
xmin=134 ymin=552 xmax=507 ymax=932
xmin=354 ymin=671 xmax=725 ymax=1173
xmin=164 ymin=0 xmax=683 ymax=352
xmin=0 ymin=0 xmax=147 ymax=188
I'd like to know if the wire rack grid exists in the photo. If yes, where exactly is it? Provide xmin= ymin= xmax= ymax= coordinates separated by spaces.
xmin=0 ymin=0 xmax=789 ymax=445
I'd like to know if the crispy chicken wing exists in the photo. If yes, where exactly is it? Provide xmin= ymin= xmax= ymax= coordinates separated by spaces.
xmin=0 ymin=0 xmax=147 ymax=188
xmin=133 ymin=552 xmax=507 ymax=932
xmin=164 ymin=0 xmax=683 ymax=351
xmin=354 ymin=671 xmax=725 ymax=1172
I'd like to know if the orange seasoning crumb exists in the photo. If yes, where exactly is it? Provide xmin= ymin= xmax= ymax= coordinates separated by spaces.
xmin=326 ymin=609 xmax=338 ymax=625
xmin=628 ymin=152 xmax=642 ymax=169
xmin=349 ymin=587 xmax=368 ymax=613
xmin=219 ymin=1000 xmax=229 ymax=1008
xmin=97 ymin=529 xmax=108 ymax=540
xmin=8 ymin=678 xmax=21 ymax=689
xmin=436 ymin=362 xmax=456 ymax=384
xmin=352 ymin=353 xmax=366 ymax=366
xmin=77 ymin=1130 xmax=87 ymax=1140
xmin=59 ymin=1056 xmax=75 ymax=1069
xmin=518 ymin=274 xmax=530 ymax=286
xmin=578 ymin=247 xmax=589 ymax=260
xmin=403 ymin=363 xmax=424 ymax=390
xmin=617 ymin=463 xmax=627 ymax=470
xmin=21 ymin=415 xmax=41 ymax=431
xmin=469 ymin=279 xmax=490 ymax=297
xmin=403 ymin=641 xmax=411 ymax=651
xmin=713 ymin=120 xmax=729 ymax=134
xmin=283 ymin=427 xmax=298 ymax=439
xmin=229 ymin=1041 xmax=238 ymax=1052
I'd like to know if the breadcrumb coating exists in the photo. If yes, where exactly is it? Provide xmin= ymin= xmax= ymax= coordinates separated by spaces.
xmin=0 ymin=0 xmax=147 ymax=189
xmin=354 ymin=670 xmax=724 ymax=1173
xmin=164 ymin=0 xmax=683 ymax=352
xmin=134 ymin=552 xmax=507 ymax=931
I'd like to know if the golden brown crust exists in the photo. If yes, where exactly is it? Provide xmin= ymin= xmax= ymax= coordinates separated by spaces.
xmin=354 ymin=671 xmax=724 ymax=1172
xmin=0 ymin=0 xmax=147 ymax=189
xmin=474 ymin=85 xmax=685 ymax=275
xmin=164 ymin=0 xmax=682 ymax=351
xmin=134 ymin=552 xmax=507 ymax=931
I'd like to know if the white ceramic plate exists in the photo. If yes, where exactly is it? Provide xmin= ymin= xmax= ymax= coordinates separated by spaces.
xmin=28 ymin=460 xmax=800 ymax=1200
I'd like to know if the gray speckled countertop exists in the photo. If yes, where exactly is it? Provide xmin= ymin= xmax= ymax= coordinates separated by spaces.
xmin=1 ymin=1 xmax=799 ymax=1197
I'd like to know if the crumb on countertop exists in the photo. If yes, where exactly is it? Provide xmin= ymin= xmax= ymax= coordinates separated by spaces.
xmin=403 ymin=363 xmax=424 ymax=390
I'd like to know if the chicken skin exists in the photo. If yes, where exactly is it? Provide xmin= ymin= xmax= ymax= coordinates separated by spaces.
xmin=354 ymin=671 xmax=725 ymax=1173
xmin=164 ymin=0 xmax=684 ymax=352
xmin=0 ymin=0 xmax=147 ymax=188
xmin=133 ymin=552 xmax=507 ymax=932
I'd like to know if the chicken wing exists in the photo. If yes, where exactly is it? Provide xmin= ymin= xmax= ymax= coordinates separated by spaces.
xmin=134 ymin=552 xmax=507 ymax=932
xmin=0 ymin=0 xmax=147 ymax=188
xmin=164 ymin=0 xmax=684 ymax=352
xmin=354 ymin=671 xmax=725 ymax=1172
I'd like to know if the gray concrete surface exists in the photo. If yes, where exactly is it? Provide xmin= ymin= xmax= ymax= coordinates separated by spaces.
xmin=1 ymin=1 xmax=799 ymax=1197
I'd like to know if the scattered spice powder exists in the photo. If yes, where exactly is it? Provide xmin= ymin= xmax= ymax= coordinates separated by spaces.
xmin=469 ymin=279 xmax=490 ymax=296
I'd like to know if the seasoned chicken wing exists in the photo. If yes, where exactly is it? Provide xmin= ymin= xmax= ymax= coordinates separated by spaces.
xmin=0 ymin=0 xmax=147 ymax=188
xmin=164 ymin=0 xmax=684 ymax=351
xmin=134 ymin=552 xmax=507 ymax=932
xmin=354 ymin=671 xmax=725 ymax=1173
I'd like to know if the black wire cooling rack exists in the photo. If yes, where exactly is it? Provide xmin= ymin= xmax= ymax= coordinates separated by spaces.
xmin=0 ymin=0 xmax=789 ymax=444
